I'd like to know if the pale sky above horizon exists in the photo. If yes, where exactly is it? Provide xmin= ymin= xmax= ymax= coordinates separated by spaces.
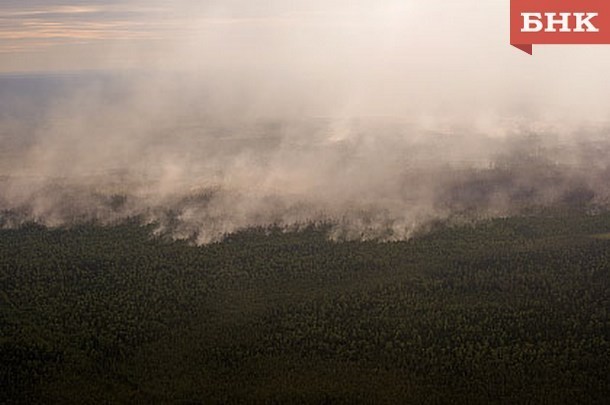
xmin=0 ymin=0 xmax=544 ymax=72
xmin=2 ymin=0 xmax=610 ymax=123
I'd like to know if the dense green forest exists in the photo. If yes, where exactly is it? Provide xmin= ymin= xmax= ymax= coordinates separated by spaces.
xmin=1 ymin=210 xmax=609 ymax=404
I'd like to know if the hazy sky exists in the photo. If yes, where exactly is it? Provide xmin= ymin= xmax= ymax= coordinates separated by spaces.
xmin=2 ymin=1 xmax=610 ymax=120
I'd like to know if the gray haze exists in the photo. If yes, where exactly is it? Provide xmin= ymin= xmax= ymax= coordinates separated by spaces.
xmin=1 ymin=1 xmax=610 ymax=242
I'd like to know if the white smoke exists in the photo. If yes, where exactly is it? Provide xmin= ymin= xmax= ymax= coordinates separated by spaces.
xmin=1 ymin=1 xmax=610 ymax=242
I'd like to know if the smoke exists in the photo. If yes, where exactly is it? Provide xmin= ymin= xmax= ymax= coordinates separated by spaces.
xmin=1 ymin=1 xmax=610 ymax=242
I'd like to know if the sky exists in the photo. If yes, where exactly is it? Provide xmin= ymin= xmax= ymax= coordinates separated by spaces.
xmin=2 ymin=0 xmax=610 ymax=137
xmin=3 ymin=0 xmax=521 ymax=73
xmin=2 ymin=1 xmax=610 ymax=119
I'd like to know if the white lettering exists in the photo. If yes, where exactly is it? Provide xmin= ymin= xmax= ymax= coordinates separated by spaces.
xmin=573 ymin=12 xmax=599 ymax=32
xmin=521 ymin=12 xmax=601 ymax=33
xmin=544 ymin=13 xmax=572 ymax=32
xmin=522 ymin=12 xmax=543 ymax=32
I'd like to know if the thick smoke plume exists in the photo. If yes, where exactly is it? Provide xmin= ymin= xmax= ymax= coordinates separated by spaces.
xmin=1 ymin=73 xmax=610 ymax=243
xmin=1 ymin=1 xmax=610 ymax=242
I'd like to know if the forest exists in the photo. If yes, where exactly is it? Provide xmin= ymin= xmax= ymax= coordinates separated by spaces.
xmin=1 ymin=209 xmax=609 ymax=404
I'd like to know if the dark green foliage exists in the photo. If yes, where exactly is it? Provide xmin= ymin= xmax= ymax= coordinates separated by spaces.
xmin=1 ymin=212 xmax=609 ymax=404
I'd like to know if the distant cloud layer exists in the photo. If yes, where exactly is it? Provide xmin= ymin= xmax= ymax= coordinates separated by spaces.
xmin=0 ymin=2 xmax=171 ymax=55
xmin=0 ymin=0 xmax=387 ymax=54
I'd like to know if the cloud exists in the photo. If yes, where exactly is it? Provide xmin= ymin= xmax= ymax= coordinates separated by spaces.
xmin=0 ymin=1 xmax=173 ymax=55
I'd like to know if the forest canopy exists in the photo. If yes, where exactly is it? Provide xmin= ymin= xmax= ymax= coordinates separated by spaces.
xmin=2 ymin=210 xmax=609 ymax=403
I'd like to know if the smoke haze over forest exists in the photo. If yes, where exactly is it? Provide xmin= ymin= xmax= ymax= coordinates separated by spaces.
xmin=2 ymin=1 xmax=610 ymax=242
